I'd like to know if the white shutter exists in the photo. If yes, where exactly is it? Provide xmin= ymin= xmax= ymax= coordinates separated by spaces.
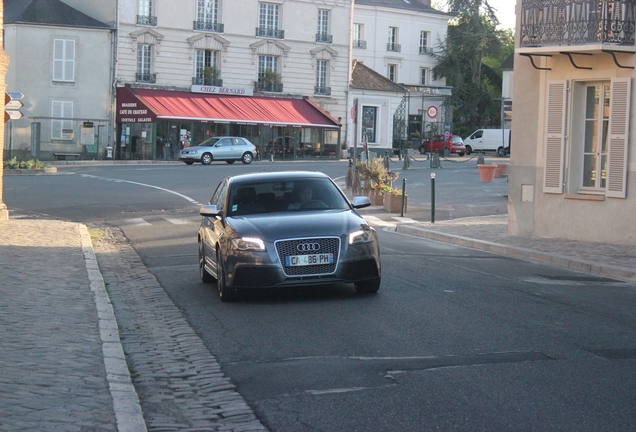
xmin=53 ymin=39 xmax=64 ymax=81
xmin=606 ymin=77 xmax=631 ymax=198
xmin=64 ymin=40 xmax=75 ymax=82
xmin=51 ymin=101 xmax=63 ymax=139
xmin=543 ymin=80 xmax=568 ymax=194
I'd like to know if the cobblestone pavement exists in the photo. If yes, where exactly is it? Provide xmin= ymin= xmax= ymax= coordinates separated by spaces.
xmin=92 ymin=227 xmax=267 ymax=432
xmin=0 ymin=220 xmax=122 ymax=431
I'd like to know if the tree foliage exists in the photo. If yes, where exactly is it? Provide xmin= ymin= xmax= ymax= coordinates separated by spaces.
xmin=433 ymin=0 xmax=514 ymax=137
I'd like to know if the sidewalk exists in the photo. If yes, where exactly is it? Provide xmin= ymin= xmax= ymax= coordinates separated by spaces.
xmin=0 ymin=220 xmax=146 ymax=432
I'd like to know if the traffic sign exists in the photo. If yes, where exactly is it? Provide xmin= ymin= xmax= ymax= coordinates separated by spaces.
xmin=6 ymin=110 xmax=23 ymax=120
xmin=7 ymin=92 xmax=24 ymax=100
xmin=5 ymin=100 xmax=23 ymax=110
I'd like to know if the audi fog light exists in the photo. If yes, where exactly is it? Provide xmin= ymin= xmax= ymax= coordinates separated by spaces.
xmin=231 ymin=237 xmax=265 ymax=251
xmin=349 ymin=229 xmax=373 ymax=245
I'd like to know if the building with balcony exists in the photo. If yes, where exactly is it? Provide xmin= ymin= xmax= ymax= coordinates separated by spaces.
xmin=113 ymin=0 xmax=350 ymax=160
xmin=351 ymin=0 xmax=452 ymax=152
xmin=3 ymin=0 xmax=113 ymax=161
xmin=510 ymin=0 xmax=636 ymax=245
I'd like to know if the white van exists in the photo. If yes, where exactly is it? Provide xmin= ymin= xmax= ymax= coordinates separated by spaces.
xmin=463 ymin=129 xmax=511 ymax=157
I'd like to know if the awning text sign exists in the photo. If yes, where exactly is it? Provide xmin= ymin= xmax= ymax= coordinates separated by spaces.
xmin=191 ymin=85 xmax=254 ymax=97
xmin=116 ymin=87 xmax=157 ymax=123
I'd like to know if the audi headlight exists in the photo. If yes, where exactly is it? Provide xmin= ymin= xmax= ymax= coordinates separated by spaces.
xmin=231 ymin=237 xmax=265 ymax=251
xmin=349 ymin=229 xmax=373 ymax=245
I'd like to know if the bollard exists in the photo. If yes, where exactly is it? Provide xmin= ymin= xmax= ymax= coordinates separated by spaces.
xmin=401 ymin=178 xmax=407 ymax=217
xmin=477 ymin=152 xmax=485 ymax=165
xmin=345 ymin=158 xmax=353 ymax=189
xmin=383 ymin=151 xmax=390 ymax=171
xmin=402 ymin=150 xmax=411 ymax=170
xmin=430 ymin=173 xmax=436 ymax=224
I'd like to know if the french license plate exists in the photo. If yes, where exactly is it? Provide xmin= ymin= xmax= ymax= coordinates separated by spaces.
xmin=285 ymin=253 xmax=333 ymax=267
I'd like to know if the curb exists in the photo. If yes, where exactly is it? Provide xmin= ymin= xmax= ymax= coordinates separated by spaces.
xmin=78 ymin=225 xmax=147 ymax=432
xmin=395 ymin=224 xmax=636 ymax=284
xmin=3 ymin=167 xmax=58 ymax=175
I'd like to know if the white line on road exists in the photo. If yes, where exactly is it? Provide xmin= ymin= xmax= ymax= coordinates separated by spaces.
xmin=80 ymin=174 xmax=203 ymax=205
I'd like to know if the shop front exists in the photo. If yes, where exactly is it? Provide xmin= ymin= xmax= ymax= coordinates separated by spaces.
xmin=115 ymin=86 xmax=342 ymax=161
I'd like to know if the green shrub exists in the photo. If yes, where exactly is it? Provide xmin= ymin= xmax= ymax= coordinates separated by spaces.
xmin=3 ymin=156 xmax=48 ymax=169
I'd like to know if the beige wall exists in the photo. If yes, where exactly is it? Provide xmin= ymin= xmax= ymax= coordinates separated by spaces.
xmin=510 ymin=0 xmax=636 ymax=244
xmin=0 ymin=0 xmax=9 ymax=220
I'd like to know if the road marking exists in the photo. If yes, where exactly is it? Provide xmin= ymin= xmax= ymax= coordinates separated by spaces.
xmin=162 ymin=216 xmax=194 ymax=225
xmin=363 ymin=215 xmax=396 ymax=227
xmin=392 ymin=216 xmax=416 ymax=223
xmin=123 ymin=218 xmax=152 ymax=227
xmin=80 ymin=174 xmax=203 ymax=205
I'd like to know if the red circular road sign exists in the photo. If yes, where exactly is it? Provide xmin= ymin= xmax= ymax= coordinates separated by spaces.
xmin=427 ymin=106 xmax=438 ymax=119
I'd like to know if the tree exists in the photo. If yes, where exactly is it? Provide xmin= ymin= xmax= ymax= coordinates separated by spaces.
xmin=433 ymin=0 xmax=513 ymax=137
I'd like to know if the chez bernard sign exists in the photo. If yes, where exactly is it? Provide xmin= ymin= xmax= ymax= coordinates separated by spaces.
xmin=191 ymin=85 xmax=254 ymax=96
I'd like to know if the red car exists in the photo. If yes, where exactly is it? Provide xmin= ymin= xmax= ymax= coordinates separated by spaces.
xmin=419 ymin=134 xmax=466 ymax=157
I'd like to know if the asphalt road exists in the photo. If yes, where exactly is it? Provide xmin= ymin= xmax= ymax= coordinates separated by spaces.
xmin=4 ymin=160 xmax=635 ymax=431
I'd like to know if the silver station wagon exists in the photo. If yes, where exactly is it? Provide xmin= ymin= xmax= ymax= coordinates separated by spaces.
xmin=179 ymin=136 xmax=258 ymax=165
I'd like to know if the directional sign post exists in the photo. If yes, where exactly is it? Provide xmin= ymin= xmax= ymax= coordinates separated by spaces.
xmin=5 ymin=92 xmax=24 ymax=123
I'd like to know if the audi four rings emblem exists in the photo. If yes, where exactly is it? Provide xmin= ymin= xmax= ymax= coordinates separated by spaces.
xmin=297 ymin=243 xmax=321 ymax=252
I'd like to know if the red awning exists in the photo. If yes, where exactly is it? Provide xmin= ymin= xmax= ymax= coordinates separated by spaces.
xmin=122 ymin=87 xmax=340 ymax=128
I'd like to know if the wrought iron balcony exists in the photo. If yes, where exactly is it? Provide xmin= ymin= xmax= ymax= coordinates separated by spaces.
xmin=314 ymin=86 xmax=331 ymax=96
xmin=257 ymin=81 xmax=283 ymax=92
xmin=520 ymin=0 xmax=636 ymax=48
xmin=137 ymin=15 xmax=157 ymax=26
xmin=353 ymin=39 xmax=367 ymax=49
xmin=316 ymin=33 xmax=333 ymax=44
xmin=256 ymin=27 xmax=285 ymax=39
xmin=387 ymin=43 xmax=401 ymax=52
xmin=193 ymin=21 xmax=224 ymax=33
xmin=135 ymin=73 xmax=156 ymax=84
xmin=192 ymin=77 xmax=223 ymax=86
xmin=419 ymin=46 xmax=431 ymax=54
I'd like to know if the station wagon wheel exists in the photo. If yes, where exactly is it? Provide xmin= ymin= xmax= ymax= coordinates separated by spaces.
xmin=216 ymin=251 xmax=235 ymax=302
xmin=201 ymin=153 xmax=213 ymax=165
xmin=354 ymin=277 xmax=381 ymax=294
xmin=241 ymin=152 xmax=253 ymax=164
xmin=199 ymin=240 xmax=214 ymax=283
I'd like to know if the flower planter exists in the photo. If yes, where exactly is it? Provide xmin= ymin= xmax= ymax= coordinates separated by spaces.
xmin=495 ymin=163 xmax=509 ymax=178
xmin=373 ymin=191 xmax=385 ymax=206
xmin=477 ymin=164 xmax=497 ymax=182
xmin=383 ymin=193 xmax=407 ymax=213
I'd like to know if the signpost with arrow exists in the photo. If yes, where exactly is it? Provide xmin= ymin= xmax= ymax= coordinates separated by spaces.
xmin=5 ymin=92 xmax=24 ymax=122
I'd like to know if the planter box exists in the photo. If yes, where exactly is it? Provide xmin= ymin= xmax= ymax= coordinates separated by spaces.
xmin=495 ymin=163 xmax=509 ymax=178
xmin=477 ymin=164 xmax=497 ymax=182
xmin=383 ymin=193 xmax=407 ymax=213
xmin=373 ymin=190 xmax=384 ymax=206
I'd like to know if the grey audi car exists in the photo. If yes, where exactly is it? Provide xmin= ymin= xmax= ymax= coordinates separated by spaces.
xmin=198 ymin=171 xmax=381 ymax=301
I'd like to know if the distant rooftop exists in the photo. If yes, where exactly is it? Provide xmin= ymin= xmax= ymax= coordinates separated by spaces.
xmin=4 ymin=0 xmax=110 ymax=29
xmin=355 ymin=0 xmax=451 ymax=17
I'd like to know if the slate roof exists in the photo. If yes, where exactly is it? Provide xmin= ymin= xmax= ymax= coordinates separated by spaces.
xmin=350 ymin=60 xmax=408 ymax=93
xmin=500 ymin=52 xmax=514 ymax=71
xmin=354 ymin=0 xmax=451 ymax=17
xmin=4 ymin=0 xmax=110 ymax=29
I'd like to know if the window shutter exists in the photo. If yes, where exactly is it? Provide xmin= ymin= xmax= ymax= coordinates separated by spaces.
xmin=606 ymin=77 xmax=631 ymax=198
xmin=64 ymin=40 xmax=75 ymax=82
xmin=543 ymin=80 xmax=568 ymax=194
xmin=53 ymin=40 xmax=64 ymax=81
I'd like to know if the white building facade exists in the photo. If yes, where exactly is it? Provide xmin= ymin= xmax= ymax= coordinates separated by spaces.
xmin=350 ymin=0 xmax=451 ymax=153
xmin=111 ymin=0 xmax=351 ymax=160
xmin=3 ymin=0 xmax=113 ymax=161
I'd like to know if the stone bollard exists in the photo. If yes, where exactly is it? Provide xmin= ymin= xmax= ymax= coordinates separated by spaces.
xmin=477 ymin=152 xmax=485 ymax=165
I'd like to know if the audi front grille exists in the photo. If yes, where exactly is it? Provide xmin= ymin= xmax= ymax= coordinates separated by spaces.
xmin=275 ymin=237 xmax=340 ymax=276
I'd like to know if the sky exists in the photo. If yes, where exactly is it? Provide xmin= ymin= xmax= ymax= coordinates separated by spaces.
xmin=433 ymin=0 xmax=517 ymax=30
xmin=488 ymin=0 xmax=516 ymax=30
